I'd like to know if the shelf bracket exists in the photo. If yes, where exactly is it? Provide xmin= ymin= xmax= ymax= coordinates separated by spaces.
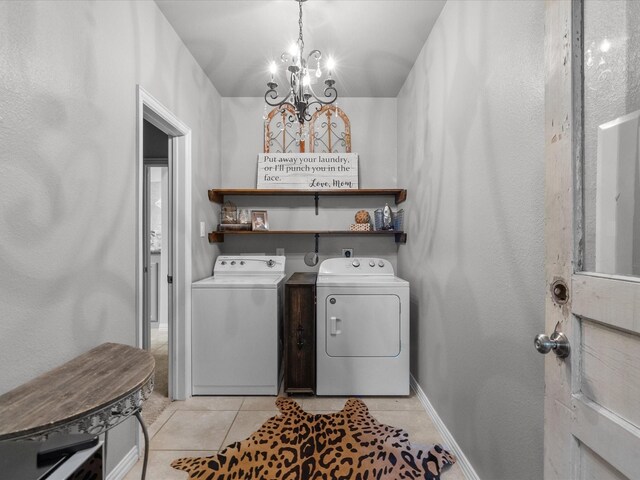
xmin=208 ymin=231 xmax=224 ymax=243
xmin=314 ymin=193 xmax=319 ymax=215
xmin=208 ymin=189 xmax=223 ymax=204
xmin=315 ymin=233 xmax=319 ymax=253
xmin=394 ymin=232 xmax=407 ymax=244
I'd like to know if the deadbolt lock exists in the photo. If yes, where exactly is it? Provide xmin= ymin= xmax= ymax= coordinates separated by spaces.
xmin=551 ymin=279 xmax=568 ymax=305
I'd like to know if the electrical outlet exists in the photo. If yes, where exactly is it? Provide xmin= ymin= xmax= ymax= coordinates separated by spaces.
xmin=200 ymin=221 xmax=206 ymax=238
xmin=342 ymin=248 xmax=354 ymax=258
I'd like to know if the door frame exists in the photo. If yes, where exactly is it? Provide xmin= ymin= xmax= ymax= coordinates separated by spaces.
xmin=136 ymin=85 xmax=192 ymax=401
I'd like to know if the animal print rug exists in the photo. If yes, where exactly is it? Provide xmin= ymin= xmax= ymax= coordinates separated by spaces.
xmin=171 ymin=397 xmax=456 ymax=479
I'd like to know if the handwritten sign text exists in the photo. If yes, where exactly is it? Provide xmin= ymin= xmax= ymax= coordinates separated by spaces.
xmin=257 ymin=153 xmax=359 ymax=189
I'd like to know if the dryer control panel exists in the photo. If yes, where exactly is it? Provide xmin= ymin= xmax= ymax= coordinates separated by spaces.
xmin=318 ymin=257 xmax=394 ymax=275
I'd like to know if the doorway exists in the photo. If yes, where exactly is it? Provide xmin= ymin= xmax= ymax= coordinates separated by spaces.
xmin=142 ymin=120 xmax=171 ymax=422
xmin=137 ymin=86 xmax=192 ymax=404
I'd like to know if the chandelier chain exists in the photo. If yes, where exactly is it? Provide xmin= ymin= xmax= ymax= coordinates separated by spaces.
xmin=298 ymin=0 xmax=304 ymax=55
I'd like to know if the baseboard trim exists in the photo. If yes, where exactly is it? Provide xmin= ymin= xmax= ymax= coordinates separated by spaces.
xmin=410 ymin=375 xmax=480 ymax=480
xmin=106 ymin=445 xmax=139 ymax=480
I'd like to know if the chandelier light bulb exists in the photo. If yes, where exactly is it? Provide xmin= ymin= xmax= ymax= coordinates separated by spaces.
xmin=288 ymin=43 xmax=299 ymax=58
xmin=326 ymin=57 xmax=336 ymax=73
xmin=303 ymin=73 xmax=311 ymax=86
xmin=269 ymin=61 xmax=277 ymax=75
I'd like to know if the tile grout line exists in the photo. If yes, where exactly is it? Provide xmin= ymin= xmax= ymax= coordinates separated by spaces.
xmin=147 ymin=409 xmax=177 ymax=446
xmin=219 ymin=408 xmax=242 ymax=449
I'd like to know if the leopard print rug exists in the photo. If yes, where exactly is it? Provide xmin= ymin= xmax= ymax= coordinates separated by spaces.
xmin=171 ymin=397 xmax=456 ymax=479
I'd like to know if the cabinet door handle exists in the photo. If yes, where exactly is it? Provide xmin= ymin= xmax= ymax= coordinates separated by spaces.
xmin=296 ymin=325 xmax=305 ymax=348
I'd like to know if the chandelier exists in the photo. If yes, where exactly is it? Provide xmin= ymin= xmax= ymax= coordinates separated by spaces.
xmin=265 ymin=0 xmax=338 ymax=126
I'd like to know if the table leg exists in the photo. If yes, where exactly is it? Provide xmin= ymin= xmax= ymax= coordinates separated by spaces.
xmin=104 ymin=430 xmax=109 ymax=472
xmin=134 ymin=410 xmax=149 ymax=480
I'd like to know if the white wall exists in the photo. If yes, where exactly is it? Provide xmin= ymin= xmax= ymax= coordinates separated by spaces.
xmin=0 ymin=0 xmax=221 ymax=473
xmin=397 ymin=1 xmax=545 ymax=478
xmin=219 ymin=97 xmax=400 ymax=275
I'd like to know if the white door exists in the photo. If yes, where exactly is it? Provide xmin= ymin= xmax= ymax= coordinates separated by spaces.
xmin=542 ymin=1 xmax=640 ymax=478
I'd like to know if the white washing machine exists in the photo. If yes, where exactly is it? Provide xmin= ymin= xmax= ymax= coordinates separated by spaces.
xmin=191 ymin=255 xmax=286 ymax=395
xmin=316 ymin=257 xmax=410 ymax=396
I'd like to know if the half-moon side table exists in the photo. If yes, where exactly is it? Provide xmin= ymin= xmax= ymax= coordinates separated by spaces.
xmin=0 ymin=343 xmax=155 ymax=479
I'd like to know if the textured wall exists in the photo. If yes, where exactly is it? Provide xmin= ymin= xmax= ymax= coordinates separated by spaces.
xmin=219 ymin=97 xmax=399 ymax=275
xmin=396 ymin=1 xmax=545 ymax=478
xmin=0 ymin=0 xmax=221 ymax=473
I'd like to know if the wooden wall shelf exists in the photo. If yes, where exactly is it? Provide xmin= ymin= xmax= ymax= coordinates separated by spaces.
xmin=208 ymin=188 xmax=407 ymax=205
xmin=208 ymin=230 xmax=407 ymax=244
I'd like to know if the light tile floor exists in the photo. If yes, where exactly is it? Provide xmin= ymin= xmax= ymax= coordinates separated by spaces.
xmin=150 ymin=327 xmax=168 ymax=351
xmin=125 ymin=391 xmax=467 ymax=479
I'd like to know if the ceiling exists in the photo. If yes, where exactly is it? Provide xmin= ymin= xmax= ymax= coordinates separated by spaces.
xmin=154 ymin=0 xmax=446 ymax=98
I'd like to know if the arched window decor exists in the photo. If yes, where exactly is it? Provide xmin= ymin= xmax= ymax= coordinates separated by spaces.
xmin=309 ymin=105 xmax=351 ymax=153
xmin=263 ymin=104 xmax=351 ymax=154
xmin=264 ymin=105 xmax=306 ymax=153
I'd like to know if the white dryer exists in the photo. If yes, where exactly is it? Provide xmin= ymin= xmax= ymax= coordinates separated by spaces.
xmin=316 ymin=257 xmax=410 ymax=396
xmin=191 ymin=256 xmax=286 ymax=395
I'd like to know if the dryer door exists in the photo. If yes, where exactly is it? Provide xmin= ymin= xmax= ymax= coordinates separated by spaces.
xmin=325 ymin=294 xmax=400 ymax=357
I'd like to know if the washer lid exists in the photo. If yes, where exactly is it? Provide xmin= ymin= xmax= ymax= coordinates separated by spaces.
xmin=192 ymin=274 xmax=285 ymax=289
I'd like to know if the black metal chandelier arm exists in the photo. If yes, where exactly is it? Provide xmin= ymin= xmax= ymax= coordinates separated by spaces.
xmin=306 ymin=49 xmax=321 ymax=62
xmin=264 ymin=88 xmax=295 ymax=109
xmin=305 ymin=84 xmax=338 ymax=106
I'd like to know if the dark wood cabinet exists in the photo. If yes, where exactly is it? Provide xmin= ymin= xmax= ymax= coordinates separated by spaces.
xmin=284 ymin=273 xmax=317 ymax=394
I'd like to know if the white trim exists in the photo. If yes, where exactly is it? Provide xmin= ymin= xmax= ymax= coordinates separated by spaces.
xmin=136 ymin=85 xmax=192 ymax=401
xmin=106 ymin=445 xmax=139 ymax=480
xmin=411 ymin=375 xmax=480 ymax=480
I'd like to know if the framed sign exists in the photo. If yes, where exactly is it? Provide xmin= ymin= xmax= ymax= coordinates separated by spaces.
xmin=257 ymin=153 xmax=359 ymax=189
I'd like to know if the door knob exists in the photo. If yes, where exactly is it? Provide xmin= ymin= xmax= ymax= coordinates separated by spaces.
xmin=534 ymin=331 xmax=570 ymax=358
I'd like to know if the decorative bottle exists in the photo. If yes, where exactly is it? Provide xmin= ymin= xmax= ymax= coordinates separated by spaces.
xmin=383 ymin=203 xmax=392 ymax=230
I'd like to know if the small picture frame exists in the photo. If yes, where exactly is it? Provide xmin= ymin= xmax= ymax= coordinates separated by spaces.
xmin=251 ymin=210 xmax=269 ymax=231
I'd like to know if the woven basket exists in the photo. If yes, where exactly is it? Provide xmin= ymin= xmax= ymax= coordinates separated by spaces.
xmin=349 ymin=223 xmax=371 ymax=231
